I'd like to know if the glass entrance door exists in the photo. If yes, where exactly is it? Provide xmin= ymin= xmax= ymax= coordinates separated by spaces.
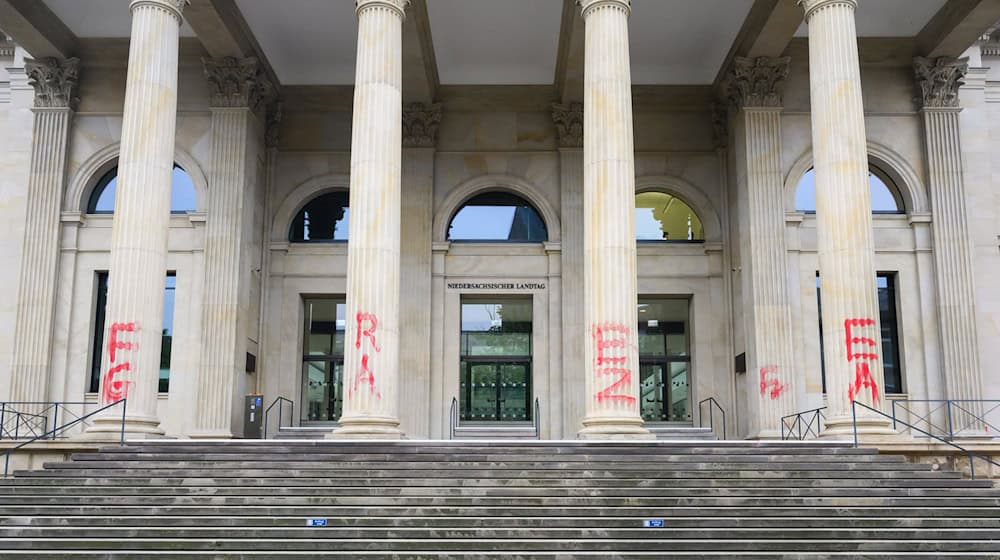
xmin=637 ymin=298 xmax=692 ymax=423
xmin=459 ymin=298 xmax=533 ymax=423
xmin=301 ymin=298 xmax=345 ymax=422
xmin=461 ymin=361 xmax=531 ymax=422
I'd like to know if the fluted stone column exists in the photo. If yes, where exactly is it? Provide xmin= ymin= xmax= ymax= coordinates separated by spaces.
xmin=725 ymin=57 xmax=798 ymax=439
xmin=9 ymin=58 xmax=78 ymax=407
xmin=398 ymin=102 xmax=439 ymax=438
xmin=577 ymin=0 xmax=651 ymax=439
xmin=914 ymin=57 xmax=985 ymax=428
xmin=553 ymin=102 xmax=586 ymax=438
xmin=331 ymin=0 xmax=408 ymax=439
xmin=87 ymin=0 xmax=187 ymax=438
xmin=191 ymin=57 xmax=271 ymax=438
xmin=800 ymin=0 xmax=891 ymax=436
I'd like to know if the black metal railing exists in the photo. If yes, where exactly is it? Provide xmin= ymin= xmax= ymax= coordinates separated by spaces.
xmin=0 ymin=401 xmax=112 ymax=441
xmin=262 ymin=396 xmax=295 ymax=439
xmin=852 ymin=400 xmax=1000 ymax=480
xmin=890 ymin=399 xmax=999 ymax=440
xmin=450 ymin=397 xmax=541 ymax=440
xmin=3 ymin=398 xmax=127 ymax=478
xmin=781 ymin=407 xmax=827 ymax=441
xmin=697 ymin=397 xmax=727 ymax=440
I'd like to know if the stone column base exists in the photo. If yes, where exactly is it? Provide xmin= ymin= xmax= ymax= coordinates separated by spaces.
xmin=820 ymin=414 xmax=897 ymax=442
xmin=187 ymin=430 xmax=235 ymax=440
xmin=80 ymin=414 xmax=166 ymax=441
xmin=578 ymin=417 xmax=654 ymax=440
xmin=328 ymin=417 xmax=406 ymax=440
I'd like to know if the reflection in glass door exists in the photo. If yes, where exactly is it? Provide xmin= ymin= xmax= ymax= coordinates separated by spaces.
xmin=301 ymin=298 xmax=345 ymax=422
xmin=637 ymin=298 xmax=692 ymax=423
xmin=459 ymin=298 xmax=532 ymax=422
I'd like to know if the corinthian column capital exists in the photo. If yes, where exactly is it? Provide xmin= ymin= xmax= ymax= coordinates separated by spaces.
xmin=402 ymin=102 xmax=442 ymax=148
xmin=25 ymin=57 xmax=80 ymax=109
xmin=914 ymin=56 xmax=968 ymax=109
xmin=798 ymin=0 xmax=857 ymax=22
xmin=578 ymin=0 xmax=630 ymax=18
xmin=203 ymin=57 xmax=275 ymax=110
xmin=551 ymin=102 xmax=584 ymax=148
xmin=130 ymin=0 xmax=189 ymax=21
xmin=356 ymin=0 xmax=409 ymax=19
xmin=724 ymin=56 xmax=791 ymax=109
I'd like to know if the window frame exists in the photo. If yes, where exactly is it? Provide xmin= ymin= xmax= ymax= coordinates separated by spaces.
xmin=447 ymin=192 xmax=549 ymax=244
xmin=794 ymin=165 xmax=906 ymax=215
xmin=85 ymin=163 xmax=197 ymax=215
xmin=634 ymin=191 xmax=706 ymax=244
xmin=288 ymin=191 xmax=351 ymax=244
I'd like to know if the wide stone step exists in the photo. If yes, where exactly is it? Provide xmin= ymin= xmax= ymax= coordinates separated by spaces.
xmin=5 ymin=515 xmax=998 ymax=529
xmin=0 ymin=485 xmax=993 ymax=498
xmin=3 ymin=527 xmax=999 ymax=541
xmin=68 ymin=452 xmax=900 ymax=463
xmin=16 ymin=468 xmax=952 ymax=480
xmin=1 ymin=537 xmax=998 ymax=553
xmin=0 ymin=475 xmax=985 ymax=489
xmin=3 ymin=505 xmax=997 ymax=518
xmin=0 ymin=553 xmax=987 ymax=559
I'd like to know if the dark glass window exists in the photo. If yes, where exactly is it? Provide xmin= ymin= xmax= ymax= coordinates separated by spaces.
xmin=289 ymin=192 xmax=350 ymax=243
xmin=795 ymin=167 xmax=904 ymax=214
xmin=638 ymin=298 xmax=692 ymax=422
xmin=90 ymin=272 xmax=176 ymax=393
xmin=817 ymin=272 xmax=903 ymax=394
xmin=87 ymin=164 xmax=197 ymax=214
xmin=635 ymin=192 xmax=704 ymax=242
xmin=301 ymin=298 xmax=346 ymax=422
xmin=448 ymin=192 xmax=548 ymax=242
xmin=459 ymin=299 xmax=532 ymax=422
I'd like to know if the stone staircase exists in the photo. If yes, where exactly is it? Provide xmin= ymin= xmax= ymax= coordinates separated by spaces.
xmin=276 ymin=425 xmax=718 ymax=440
xmin=0 ymin=440 xmax=997 ymax=558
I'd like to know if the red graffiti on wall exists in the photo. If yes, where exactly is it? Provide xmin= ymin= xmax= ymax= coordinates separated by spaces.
xmin=759 ymin=365 xmax=787 ymax=400
xmin=101 ymin=321 xmax=137 ymax=404
xmin=351 ymin=312 xmax=382 ymax=398
xmin=592 ymin=323 xmax=636 ymax=403
xmin=844 ymin=318 xmax=880 ymax=404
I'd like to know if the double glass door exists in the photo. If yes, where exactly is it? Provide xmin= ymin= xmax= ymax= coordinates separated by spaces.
xmin=461 ymin=361 xmax=531 ymax=422
xmin=459 ymin=298 xmax=533 ymax=423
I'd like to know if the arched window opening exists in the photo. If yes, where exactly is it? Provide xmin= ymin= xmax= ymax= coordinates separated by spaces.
xmin=635 ymin=191 xmax=704 ymax=242
xmin=795 ymin=166 xmax=904 ymax=214
xmin=289 ymin=191 xmax=350 ymax=243
xmin=86 ymin=164 xmax=198 ymax=214
xmin=447 ymin=192 xmax=548 ymax=243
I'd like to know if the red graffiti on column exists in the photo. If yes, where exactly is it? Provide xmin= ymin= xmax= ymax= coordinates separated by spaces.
xmin=592 ymin=323 xmax=636 ymax=403
xmin=352 ymin=312 xmax=382 ymax=398
xmin=759 ymin=365 xmax=787 ymax=400
xmin=844 ymin=318 xmax=880 ymax=404
xmin=102 ymin=321 xmax=137 ymax=404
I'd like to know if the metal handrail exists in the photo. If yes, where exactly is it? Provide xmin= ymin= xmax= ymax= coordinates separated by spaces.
xmin=697 ymin=397 xmax=727 ymax=440
xmin=533 ymin=398 xmax=541 ymax=440
xmin=262 ymin=396 xmax=294 ymax=439
xmin=449 ymin=397 xmax=541 ymax=440
xmin=890 ymin=399 xmax=1000 ymax=440
xmin=449 ymin=397 xmax=459 ymax=440
xmin=0 ymin=401 xmax=100 ymax=441
xmin=2 ymin=398 xmax=126 ymax=478
xmin=852 ymin=400 xmax=1000 ymax=480
xmin=781 ymin=407 xmax=827 ymax=441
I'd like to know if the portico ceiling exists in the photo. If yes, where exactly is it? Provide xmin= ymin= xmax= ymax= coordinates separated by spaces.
xmin=11 ymin=0 xmax=994 ymax=87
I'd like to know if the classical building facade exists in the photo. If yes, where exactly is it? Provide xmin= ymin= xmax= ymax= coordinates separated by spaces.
xmin=1 ymin=0 xmax=999 ymax=440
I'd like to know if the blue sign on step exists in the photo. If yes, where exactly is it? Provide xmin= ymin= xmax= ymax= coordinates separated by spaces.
xmin=643 ymin=519 xmax=665 ymax=528
xmin=305 ymin=518 xmax=328 ymax=527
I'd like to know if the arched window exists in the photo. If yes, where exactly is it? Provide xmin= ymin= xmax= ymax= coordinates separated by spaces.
xmin=635 ymin=191 xmax=704 ymax=242
xmin=795 ymin=166 xmax=904 ymax=214
xmin=447 ymin=192 xmax=548 ymax=242
xmin=86 ymin=164 xmax=198 ymax=214
xmin=289 ymin=191 xmax=350 ymax=242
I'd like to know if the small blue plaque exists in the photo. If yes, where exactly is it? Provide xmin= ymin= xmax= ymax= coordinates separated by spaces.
xmin=643 ymin=519 xmax=665 ymax=528
xmin=305 ymin=518 xmax=328 ymax=527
